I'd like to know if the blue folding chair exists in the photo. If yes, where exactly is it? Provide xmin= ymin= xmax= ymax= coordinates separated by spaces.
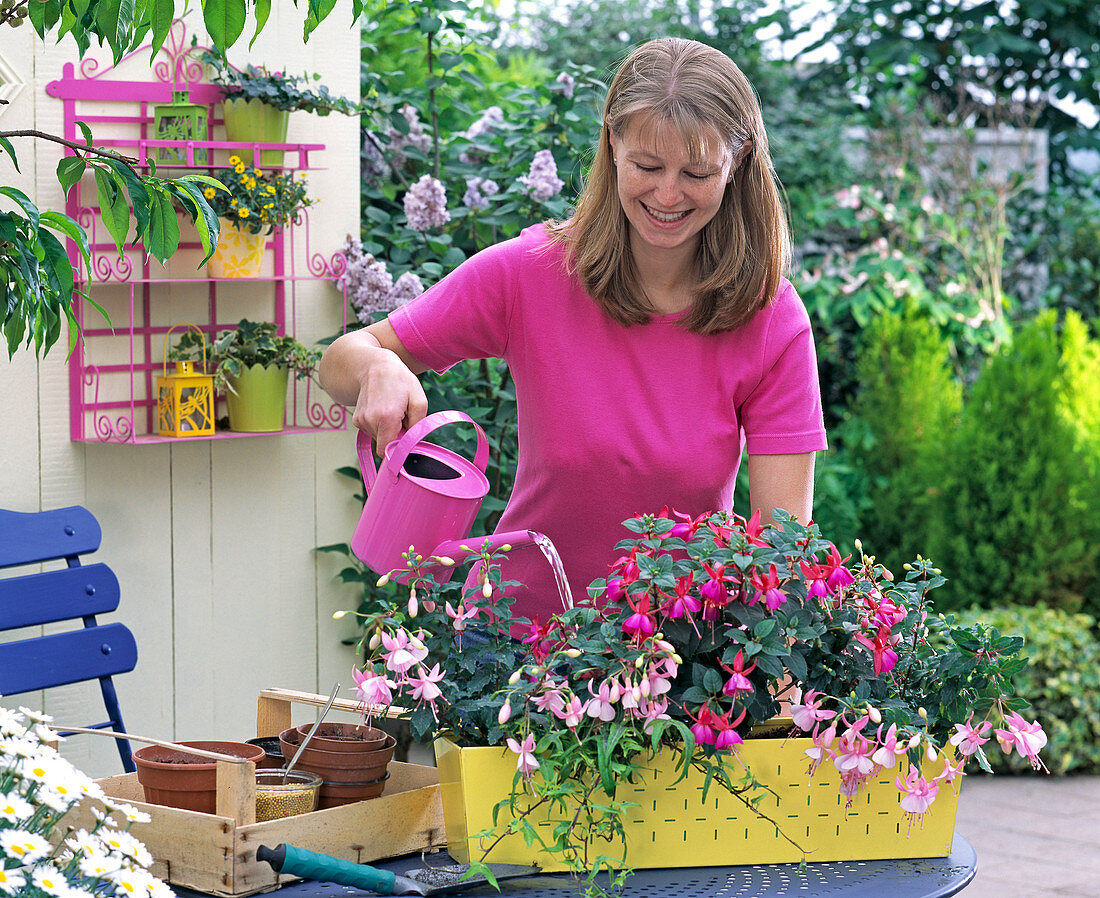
xmin=0 ymin=506 xmax=138 ymax=772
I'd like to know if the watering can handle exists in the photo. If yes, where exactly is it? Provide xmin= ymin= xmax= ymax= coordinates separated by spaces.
xmin=356 ymin=411 xmax=489 ymax=494
xmin=387 ymin=410 xmax=488 ymax=482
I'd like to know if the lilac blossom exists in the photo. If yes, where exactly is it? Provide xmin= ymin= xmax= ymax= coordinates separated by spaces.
xmin=459 ymin=106 xmax=503 ymax=164
xmin=338 ymin=236 xmax=395 ymax=323
xmin=518 ymin=149 xmax=564 ymax=202
xmin=390 ymin=271 xmax=424 ymax=307
xmin=462 ymin=176 xmax=499 ymax=211
xmin=386 ymin=104 xmax=431 ymax=169
xmin=553 ymin=72 xmax=575 ymax=99
xmin=404 ymin=175 xmax=451 ymax=231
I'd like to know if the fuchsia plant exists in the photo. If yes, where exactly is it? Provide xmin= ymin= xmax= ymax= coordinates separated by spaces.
xmin=349 ymin=509 xmax=1046 ymax=883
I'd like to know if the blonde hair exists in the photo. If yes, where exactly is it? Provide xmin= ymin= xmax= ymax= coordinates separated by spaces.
xmin=549 ymin=38 xmax=791 ymax=334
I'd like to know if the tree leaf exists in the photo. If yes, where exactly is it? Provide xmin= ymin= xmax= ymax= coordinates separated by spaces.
xmin=250 ymin=0 xmax=271 ymax=49
xmin=93 ymin=166 xmax=131 ymax=257
xmin=102 ymin=158 xmax=150 ymax=240
xmin=0 ymin=187 xmax=40 ymax=231
xmin=1 ymin=137 xmax=20 ymax=173
xmin=148 ymin=0 xmax=174 ymax=59
xmin=40 ymin=210 xmax=91 ymax=272
xmin=145 ymin=187 xmax=181 ymax=265
xmin=202 ymin=0 xmax=247 ymax=50
xmin=74 ymin=120 xmax=94 ymax=146
xmin=169 ymin=177 xmax=221 ymax=265
xmin=94 ymin=0 xmax=136 ymax=64
xmin=56 ymin=156 xmax=87 ymax=197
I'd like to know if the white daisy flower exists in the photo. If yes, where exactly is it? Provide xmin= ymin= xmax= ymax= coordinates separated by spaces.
xmin=0 ymin=707 xmax=25 ymax=735
xmin=0 ymin=866 xmax=27 ymax=895
xmin=111 ymin=866 xmax=158 ymax=898
xmin=0 ymin=790 xmax=35 ymax=823
xmin=109 ymin=802 xmax=152 ymax=825
xmin=32 ymin=864 xmax=71 ymax=897
xmin=65 ymin=829 xmax=104 ymax=858
xmin=102 ymin=830 xmax=153 ymax=869
xmin=19 ymin=706 xmax=54 ymax=723
xmin=79 ymin=850 xmax=124 ymax=878
xmin=0 ymin=828 xmax=53 ymax=863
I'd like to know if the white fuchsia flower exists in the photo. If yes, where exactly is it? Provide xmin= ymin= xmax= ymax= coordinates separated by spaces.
xmin=403 ymin=175 xmax=450 ymax=231
xmin=518 ymin=149 xmax=564 ymax=202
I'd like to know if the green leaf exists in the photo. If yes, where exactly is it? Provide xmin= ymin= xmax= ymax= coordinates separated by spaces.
xmin=95 ymin=0 xmax=136 ymax=64
xmin=74 ymin=120 xmax=94 ymax=146
xmin=40 ymin=210 xmax=90 ymax=271
xmin=56 ymin=157 xmax=87 ymax=197
xmin=1 ymin=136 xmax=19 ymax=172
xmin=102 ymin=158 xmax=149 ymax=240
xmin=170 ymin=177 xmax=221 ymax=265
xmin=202 ymin=0 xmax=247 ymax=50
xmin=93 ymin=166 xmax=131 ymax=257
xmin=148 ymin=0 xmax=174 ymax=59
xmin=250 ymin=0 xmax=271 ymax=49
xmin=144 ymin=187 xmax=181 ymax=265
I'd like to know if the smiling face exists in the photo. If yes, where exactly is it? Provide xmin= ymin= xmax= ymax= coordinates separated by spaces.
xmin=608 ymin=115 xmax=736 ymax=268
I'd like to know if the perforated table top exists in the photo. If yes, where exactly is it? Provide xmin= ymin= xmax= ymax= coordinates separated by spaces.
xmin=176 ymin=835 xmax=975 ymax=898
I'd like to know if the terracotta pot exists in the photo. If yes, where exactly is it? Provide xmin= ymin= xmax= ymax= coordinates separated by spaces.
xmin=293 ymin=722 xmax=387 ymax=752
xmin=133 ymin=741 xmax=266 ymax=813
xmin=317 ymin=772 xmax=390 ymax=808
xmin=246 ymin=736 xmax=285 ymax=769
xmin=279 ymin=728 xmax=396 ymax=783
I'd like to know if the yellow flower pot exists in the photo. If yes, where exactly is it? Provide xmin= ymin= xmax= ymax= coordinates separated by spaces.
xmin=208 ymin=219 xmax=268 ymax=279
xmin=434 ymin=731 xmax=960 ymax=871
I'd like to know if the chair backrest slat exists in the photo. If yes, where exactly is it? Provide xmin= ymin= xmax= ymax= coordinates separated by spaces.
xmin=0 ymin=624 xmax=138 ymax=695
xmin=0 ymin=506 xmax=136 ymax=772
xmin=0 ymin=564 xmax=121 ymax=629
xmin=0 ymin=506 xmax=102 ymax=568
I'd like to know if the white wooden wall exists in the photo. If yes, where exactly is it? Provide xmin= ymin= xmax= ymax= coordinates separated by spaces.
xmin=1 ymin=4 xmax=365 ymax=778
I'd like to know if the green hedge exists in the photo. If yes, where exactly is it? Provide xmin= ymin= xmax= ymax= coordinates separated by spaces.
xmin=948 ymin=605 xmax=1100 ymax=775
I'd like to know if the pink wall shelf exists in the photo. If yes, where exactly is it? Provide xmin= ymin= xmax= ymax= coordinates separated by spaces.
xmin=48 ymin=19 xmax=349 ymax=444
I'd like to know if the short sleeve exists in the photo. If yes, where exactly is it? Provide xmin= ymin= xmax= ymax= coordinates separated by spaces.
xmin=739 ymin=283 xmax=828 ymax=455
xmin=387 ymin=236 xmax=522 ymax=373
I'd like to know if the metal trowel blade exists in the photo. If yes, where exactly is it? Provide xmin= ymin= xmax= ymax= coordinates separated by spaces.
xmin=400 ymin=863 xmax=542 ymax=895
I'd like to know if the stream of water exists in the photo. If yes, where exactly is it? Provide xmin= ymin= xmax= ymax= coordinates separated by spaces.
xmin=531 ymin=531 xmax=574 ymax=610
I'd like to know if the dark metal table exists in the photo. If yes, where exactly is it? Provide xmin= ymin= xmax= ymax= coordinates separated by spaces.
xmin=176 ymin=835 xmax=975 ymax=898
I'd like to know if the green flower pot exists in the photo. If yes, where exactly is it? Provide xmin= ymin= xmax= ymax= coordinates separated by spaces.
xmin=223 ymin=97 xmax=289 ymax=167
xmin=226 ymin=363 xmax=289 ymax=432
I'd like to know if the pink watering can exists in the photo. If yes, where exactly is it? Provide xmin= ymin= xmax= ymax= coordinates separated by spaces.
xmin=350 ymin=411 xmax=572 ymax=607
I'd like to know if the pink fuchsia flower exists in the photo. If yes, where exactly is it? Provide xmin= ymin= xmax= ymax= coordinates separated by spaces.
xmin=833 ymin=717 xmax=876 ymax=779
xmin=750 ymin=564 xmax=786 ymax=611
xmin=379 ymin=629 xmax=428 ymax=674
xmin=521 ymin=616 xmax=559 ymax=662
xmin=445 ymin=600 xmax=479 ymax=632
xmin=659 ymin=572 xmax=702 ymax=621
xmin=895 ymin=767 xmax=940 ymax=820
xmin=554 ymin=694 xmax=588 ymax=729
xmin=949 ymin=714 xmax=993 ymax=757
xmin=531 ymin=681 xmax=566 ymax=717
xmin=824 ymin=545 xmax=856 ymax=591
xmin=668 ymin=509 xmax=709 ymax=540
xmin=643 ymin=663 xmax=672 ymax=699
xmin=805 ymin=721 xmax=837 ymax=777
xmin=699 ymin=562 xmax=736 ymax=621
xmin=799 ymin=559 xmax=831 ymax=603
xmin=720 ymin=649 xmax=756 ymax=697
xmin=408 ymin=662 xmax=445 ymax=705
xmin=790 ymin=688 xmax=836 ymax=733
xmin=518 ymin=149 xmax=564 ymax=202
xmin=403 ymin=175 xmax=450 ymax=231
xmin=934 ymin=756 xmax=966 ymax=794
xmin=689 ymin=705 xmax=720 ymax=747
xmin=622 ymin=593 xmax=657 ymax=641
xmin=506 ymin=733 xmax=540 ymax=777
xmin=854 ymin=625 xmax=900 ymax=675
xmin=740 ymin=509 xmax=768 ymax=547
xmin=713 ymin=707 xmax=748 ymax=752
xmin=995 ymin=712 xmax=1049 ymax=772
xmin=352 ymin=667 xmax=395 ymax=707
xmin=870 ymin=724 xmax=907 ymax=769
xmin=586 ymin=679 xmax=618 ymax=722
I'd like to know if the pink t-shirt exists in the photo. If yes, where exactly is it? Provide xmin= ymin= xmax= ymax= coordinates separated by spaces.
xmin=389 ymin=224 xmax=827 ymax=621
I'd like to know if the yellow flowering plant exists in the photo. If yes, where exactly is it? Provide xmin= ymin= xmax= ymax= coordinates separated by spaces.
xmin=204 ymin=156 xmax=315 ymax=234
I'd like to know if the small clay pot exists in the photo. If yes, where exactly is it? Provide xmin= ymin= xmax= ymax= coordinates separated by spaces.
xmin=317 ymin=771 xmax=390 ymax=808
xmin=134 ymin=741 xmax=266 ymax=813
xmin=246 ymin=736 xmax=285 ymax=770
xmin=279 ymin=728 xmax=396 ymax=783
xmin=294 ymin=722 xmax=387 ymax=752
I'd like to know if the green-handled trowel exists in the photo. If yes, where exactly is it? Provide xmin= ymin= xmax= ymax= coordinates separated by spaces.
xmin=256 ymin=843 xmax=541 ymax=896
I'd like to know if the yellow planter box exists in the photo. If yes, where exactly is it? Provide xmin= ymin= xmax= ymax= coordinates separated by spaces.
xmin=434 ymin=729 xmax=959 ymax=871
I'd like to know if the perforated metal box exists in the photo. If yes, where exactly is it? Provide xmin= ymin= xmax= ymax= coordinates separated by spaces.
xmin=435 ymin=729 xmax=959 ymax=870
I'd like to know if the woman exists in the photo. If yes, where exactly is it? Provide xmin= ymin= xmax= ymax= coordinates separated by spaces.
xmin=320 ymin=38 xmax=827 ymax=620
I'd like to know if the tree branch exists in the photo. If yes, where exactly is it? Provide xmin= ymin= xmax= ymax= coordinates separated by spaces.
xmin=0 ymin=129 xmax=139 ymax=166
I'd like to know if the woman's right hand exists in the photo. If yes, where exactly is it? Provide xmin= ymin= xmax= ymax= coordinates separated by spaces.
xmin=318 ymin=321 xmax=430 ymax=456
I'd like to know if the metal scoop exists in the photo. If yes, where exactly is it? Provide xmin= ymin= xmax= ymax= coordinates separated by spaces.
xmin=282 ymin=682 xmax=340 ymax=782
xmin=256 ymin=843 xmax=540 ymax=896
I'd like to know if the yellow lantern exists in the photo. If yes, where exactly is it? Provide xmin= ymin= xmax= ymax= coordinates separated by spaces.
xmin=157 ymin=324 xmax=215 ymax=437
